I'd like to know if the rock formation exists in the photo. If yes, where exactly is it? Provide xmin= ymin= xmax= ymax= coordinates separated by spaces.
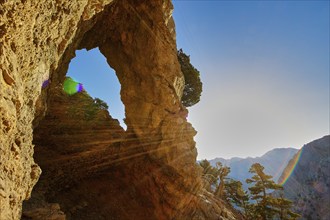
xmin=279 ymin=135 xmax=330 ymax=219
xmin=0 ymin=0 xmax=241 ymax=219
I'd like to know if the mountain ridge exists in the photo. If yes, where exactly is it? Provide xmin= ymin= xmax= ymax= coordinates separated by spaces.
xmin=211 ymin=147 xmax=299 ymax=162
xmin=280 ymin=135 xmax=330 ymax=219
xmin=207 ymin=147 xmax=299 ymax=188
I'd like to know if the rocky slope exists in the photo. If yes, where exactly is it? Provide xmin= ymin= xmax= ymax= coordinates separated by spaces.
xmin=279 ymin=135 xmax=330 ymax=219
xmin=209 ymin=148 xmax=298 ymax=188
xmin=0 ymin=0 xmax=240 ymax=219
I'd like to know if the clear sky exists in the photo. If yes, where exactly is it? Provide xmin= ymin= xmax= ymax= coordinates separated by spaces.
xmin=67 ymin=48 xmax=125 ymax=128
xmin=68 ymin=1 xmax=329 ymax=160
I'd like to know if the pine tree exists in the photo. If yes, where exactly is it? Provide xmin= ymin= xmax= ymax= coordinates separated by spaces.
xmin=214 ymin=162 xmax=230 ymax=199
xmin=199 ymin=159 xmax=218 ymax=192
xmin=246 ymin=163 xmax=300 ymax=220
xmin=273 ymin=193 xmax=301 ymax=220
xmin=246 ymin=163 xmax=283 ymax=219
xmin=177 ymin=49 xmax=203 ymax=107
xmin=225 ymin=178 xmax=252 ymax=218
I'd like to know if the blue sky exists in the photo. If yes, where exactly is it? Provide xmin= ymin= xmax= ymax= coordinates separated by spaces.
xmin=68 ymin=0 xmax=329 ymax=159
xmin=67 ymin=48 xmax=125 ymax=128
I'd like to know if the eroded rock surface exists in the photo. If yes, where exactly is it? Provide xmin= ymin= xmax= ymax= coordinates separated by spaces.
xmin=1 ymin=0 xmax=241 ymax=219
xmin=1 ymin=0 xmax=113 ymax=219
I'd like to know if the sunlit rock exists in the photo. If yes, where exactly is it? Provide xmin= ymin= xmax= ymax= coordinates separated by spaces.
xmin=0 ymin=0 xmax=241 ymax=219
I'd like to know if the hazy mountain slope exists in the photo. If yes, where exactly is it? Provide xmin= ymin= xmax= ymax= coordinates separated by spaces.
xmin=279 ymin=135 xmax=330 ymax=220
xmin=209 ymin=148 xmax=298 ymax=188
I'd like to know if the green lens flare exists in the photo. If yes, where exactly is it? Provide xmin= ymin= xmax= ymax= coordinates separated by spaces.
xmin=63 ymin=78 xmax=83 ymax=95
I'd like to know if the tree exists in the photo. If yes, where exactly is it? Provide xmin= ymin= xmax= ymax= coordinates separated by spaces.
xmin=273 ymin=193 xmax=301 ymax=220
xmin=246 ymin=163 xmax=282 ymax=219
xmin=199 ymin=159 xmax=218 ymax=192
xmin=246 ymin=163 xmax=300 ymax=220
xmin=225 ymin=178 xmax=252 ymax=218
xmin=93 ymin=98 xmax=109 ymax=110
xmin=214 ymin=162 xmax=231 ymax=199
xmin=177 ymin=49 xmax=203 ymax=107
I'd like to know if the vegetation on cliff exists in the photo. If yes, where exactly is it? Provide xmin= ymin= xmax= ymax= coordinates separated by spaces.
xmin=199 ymin=160 xmax=300 ymax=219
xmin=177 ymin=49 xmax=203 ymax=107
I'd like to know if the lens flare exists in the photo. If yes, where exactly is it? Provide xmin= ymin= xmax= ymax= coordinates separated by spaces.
xmin=63 ymin=78 xmax=84 ymax=95
xmin=42 ymin=79 xmax=50 ymax=88
xmin=77 ymin=83 xmax=84 ymax=93
xmin=278 ymin=149 xmax=303 ymax=185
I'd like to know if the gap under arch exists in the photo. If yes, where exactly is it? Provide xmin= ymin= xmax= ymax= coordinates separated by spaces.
xmin=67 ymin=48 xmax=126 ymax=129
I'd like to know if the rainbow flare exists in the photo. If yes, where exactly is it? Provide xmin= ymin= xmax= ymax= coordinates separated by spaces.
xmin=278 ymin=149 xmax=303 ymax=186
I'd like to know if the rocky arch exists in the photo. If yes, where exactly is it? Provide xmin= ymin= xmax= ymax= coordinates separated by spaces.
xmin=0 ymin=0 xmax=240 ymax=219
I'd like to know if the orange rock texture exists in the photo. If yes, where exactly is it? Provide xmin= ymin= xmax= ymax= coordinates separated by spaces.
xmin=1 ymin=0 xmax=241 ymax=219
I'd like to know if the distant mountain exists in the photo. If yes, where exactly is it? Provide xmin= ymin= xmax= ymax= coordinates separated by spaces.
xmin=209 ymin=148 xmax=299 ymax=189
xmin=278 ymin=135 xmax=330 ymax=220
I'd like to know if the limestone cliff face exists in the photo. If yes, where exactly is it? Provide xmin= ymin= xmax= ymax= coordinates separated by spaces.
xmin=1 ymin=0 xmax=112 ymax=219
xmin=1 ymin=0 xmax=240 ymax=219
